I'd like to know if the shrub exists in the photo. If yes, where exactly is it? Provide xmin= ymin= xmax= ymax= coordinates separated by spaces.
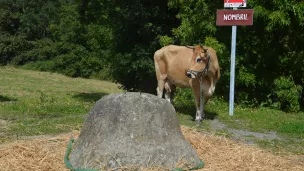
xmin=0 ymin=34 xmax=33 ymax=65
xmin=174 ymin=88 xmax=195 ymax=107
xmin=12 ymin=38 xmax=56 ymax=65
xmin=158 ymin=35 xmax=174 ymax=47
xmin=267 ymin=76 xmax=302 ymax=112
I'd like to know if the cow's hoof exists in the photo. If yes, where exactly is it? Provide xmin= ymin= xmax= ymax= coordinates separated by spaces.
xmin=195 ymin=118 xmax=203 ymax=125
xmin=195 ymin=120 xmax=201 ymax=126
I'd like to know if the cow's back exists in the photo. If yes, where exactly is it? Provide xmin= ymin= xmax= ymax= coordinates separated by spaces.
xmin=154 ymin=45 xmax=193 ymax=88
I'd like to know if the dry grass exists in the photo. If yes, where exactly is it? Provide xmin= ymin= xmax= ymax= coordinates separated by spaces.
xmin=0 ymin=126 xmax=303 ymax=171
xmin=181 ymin=127 xmax=304 ymax=171
xmin=0 ymin=133 xmax=75 ymax=171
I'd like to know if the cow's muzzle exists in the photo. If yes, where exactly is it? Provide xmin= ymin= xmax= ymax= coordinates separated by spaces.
xmin=186 ymin=70 xmax=198 ymax=78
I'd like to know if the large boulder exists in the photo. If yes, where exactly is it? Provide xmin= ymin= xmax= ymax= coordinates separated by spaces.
xmin=69 ymin=92 xmax=201 ymax=170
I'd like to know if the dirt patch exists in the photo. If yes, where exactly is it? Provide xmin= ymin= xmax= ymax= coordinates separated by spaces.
xmin=0 ymin=126 xmax=303 ymax=171
xmin=0 ymin=119 xmax=9 ymax=129
xmin=209 ymin=119 xmax=281 ymax=144
xmin=0 ymin=119 xmax=10 ymax=137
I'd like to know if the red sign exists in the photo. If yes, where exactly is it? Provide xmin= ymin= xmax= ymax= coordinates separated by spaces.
xmin=224 ymin=0 xmax=247 ymax=8
xmin=216 ymin=9 xmax=253 ymax=26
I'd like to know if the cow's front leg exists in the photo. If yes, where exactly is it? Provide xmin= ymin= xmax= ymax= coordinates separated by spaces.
xmin=193 ymin=86 xmax=205 ymax=123
xmin=196 ymin=109 xmax=203 ymax=122
xmin=195 ymin=97 xmax=205 ymax=122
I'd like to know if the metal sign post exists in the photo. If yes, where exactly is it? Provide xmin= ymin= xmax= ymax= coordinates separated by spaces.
xmin=229 ymin=7 xmax=237 ymax=116
xmin=217 ymin=1 xmax=253 ymax=116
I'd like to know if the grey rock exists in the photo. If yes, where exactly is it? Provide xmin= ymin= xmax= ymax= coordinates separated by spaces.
xmin=69 ymin=92 xmax=200 ymax=170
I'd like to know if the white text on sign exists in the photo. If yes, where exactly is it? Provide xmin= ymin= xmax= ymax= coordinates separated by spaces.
xmin=224 ymin=14 xmax=248 ymax=21
xmin=216 ymin=9 xmax=253 ymax=26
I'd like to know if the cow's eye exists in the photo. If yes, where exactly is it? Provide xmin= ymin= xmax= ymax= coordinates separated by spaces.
xmin=196 ymin=58 xmax=202 ymax=63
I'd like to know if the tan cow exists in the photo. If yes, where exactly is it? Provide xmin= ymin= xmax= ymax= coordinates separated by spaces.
xmin=154 ymin=44 xmax=220 ymax=122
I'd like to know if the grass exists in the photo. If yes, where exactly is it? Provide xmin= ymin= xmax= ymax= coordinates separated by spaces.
xmin=203 ymin=101 xmax=304 ymax=137
xmin=0 ymin=66 xmax=303 ymax=155
xmin=0 ymin=66 xmax=122 ymax=142
xmin=174 ymin=95 xmax=304 ymax=155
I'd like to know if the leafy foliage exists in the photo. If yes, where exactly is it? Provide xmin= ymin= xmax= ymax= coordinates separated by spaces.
xmin=266 ymin=76 xmax=302 ymax=112
xmin=168 ymin=0 xmax=304 ymax=112
xmin=1 ymin=0 xmax=304 ymax=112
xmin=88 ymin=0 xmax=179 ymax=93
xmin=0 ymin=33 xmax=32 ymax=65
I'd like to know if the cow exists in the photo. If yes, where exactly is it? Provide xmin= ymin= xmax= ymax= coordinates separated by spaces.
xmin=154 ymin=44 xmax=220 ymax=122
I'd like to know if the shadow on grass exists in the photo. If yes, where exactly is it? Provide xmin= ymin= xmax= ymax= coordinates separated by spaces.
xmin=175 ymin=103 xmax=218 ymax=120
xmin=0 ymin=95 xmax=17 ymax=102
xmin=72 ymin=92 xmax=108 ymax=102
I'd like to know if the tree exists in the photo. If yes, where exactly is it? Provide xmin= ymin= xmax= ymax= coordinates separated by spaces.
xmin=168 ymin=0 xmax=304 ymax=111
xmin=84 ymin=0 xmax=179 ymax=93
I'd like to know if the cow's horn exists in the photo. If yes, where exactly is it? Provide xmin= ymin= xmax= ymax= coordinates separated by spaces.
xmin=200 ymin=45 xmax=208 ymax=51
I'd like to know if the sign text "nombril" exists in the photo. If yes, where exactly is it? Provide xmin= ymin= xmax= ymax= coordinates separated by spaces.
xmin=216 ymin=9 xmax=253 ymax=26
xmin=224 ymin=14 xmax=248 ymax=21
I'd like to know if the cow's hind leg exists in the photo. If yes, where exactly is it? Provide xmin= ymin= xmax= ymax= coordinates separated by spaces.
xmin=154 ymin=53 xmax=167 ymax=99
xmin=156 ymin=79 xmax=165 ymax=98
xmin=164 ymin=80 xmax=176 ymax=104
xmin=169 ymin=85 xmax=176 ymax=105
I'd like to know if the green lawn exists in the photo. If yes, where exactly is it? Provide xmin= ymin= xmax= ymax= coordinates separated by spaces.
xmin=0 ymin=66 xmax=303 ymax=155
xmin=0 ymin=66 xmax=122 ymax=141
xmin=175 ymin=97 xmax=304 ymax=155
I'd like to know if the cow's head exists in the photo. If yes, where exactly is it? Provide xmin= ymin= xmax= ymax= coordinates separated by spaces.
xmin=186 ymin=45 xmax=210 ymax=78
